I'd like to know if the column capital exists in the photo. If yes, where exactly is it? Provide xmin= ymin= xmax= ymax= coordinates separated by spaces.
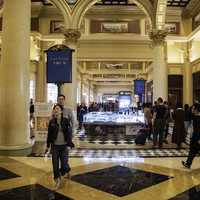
xmin=180 ymin=42 xmax=192 ymax=62
xmin=149 ymin=29 xmax=167 ymax=46
xmin=63 ymin=28 xmax=81 ymax=44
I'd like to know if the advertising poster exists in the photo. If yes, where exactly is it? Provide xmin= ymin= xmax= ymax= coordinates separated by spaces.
xmin=34 ymin=103 xmax=52 ymax=142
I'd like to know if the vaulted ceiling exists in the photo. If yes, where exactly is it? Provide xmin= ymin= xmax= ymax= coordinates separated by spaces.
xmin=0 ymin=0 xmax=194 ymax=8
xmin=30 ymin=0 xmax=192 ymax=7
xmin=167 ymin=0 xmax=191 ymax=7
xmin=1 ymin=0 xmax=200 ymax=88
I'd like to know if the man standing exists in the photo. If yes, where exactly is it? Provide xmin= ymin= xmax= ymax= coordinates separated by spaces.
xmin=152 ymin=97 xmax=166 ymax=148
xmin=57 ymin=94 xmax=75 ymax=135
xmin=55 ymin=94 xmax=75 ymax=179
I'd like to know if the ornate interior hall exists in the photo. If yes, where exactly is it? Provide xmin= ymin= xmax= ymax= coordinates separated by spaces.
xmin=0 ymin=0 xmax=200 ymax=199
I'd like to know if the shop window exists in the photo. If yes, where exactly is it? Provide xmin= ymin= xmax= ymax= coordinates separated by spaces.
xmin=168 ymin=75 xmax=183 ymax=106
xmin=193 ymin=72 xmax=200 ymax=102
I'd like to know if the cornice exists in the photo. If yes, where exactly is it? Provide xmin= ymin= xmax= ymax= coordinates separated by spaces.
xmin=95 ymin=82 xmax=133 ymax=86
xmin=191 ymin=57 xmax=200 ymax=65
xmin=86 ymin=5 xmax=145 ymax=17
xmin=79 ymin=35 xmax=151 ymax=45
xmin=167 ymin=63 xmax=184 ymax=67
xmin=77 ymin=58 xmax=152 ymax=62
xmin=86 ymin=69 xmax=143 ymax=75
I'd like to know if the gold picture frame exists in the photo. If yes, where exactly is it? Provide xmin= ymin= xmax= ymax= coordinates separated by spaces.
xmin=101 ymin=22 xmax=128 ymax=33
xmin=50 ymin=20 xmax=64 ymax=33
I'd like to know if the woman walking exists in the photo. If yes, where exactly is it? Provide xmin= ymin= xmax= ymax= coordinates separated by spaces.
xmin=46 ymin=104 xmax=74 ymax=189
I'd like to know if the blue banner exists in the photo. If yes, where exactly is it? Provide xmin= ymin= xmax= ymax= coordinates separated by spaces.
xmin=134 ymin=80 xmax=145 ymax=102
xmin=47 ymin=49 xmax=73 ymax=83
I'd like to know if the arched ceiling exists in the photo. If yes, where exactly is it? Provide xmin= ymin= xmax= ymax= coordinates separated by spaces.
xmin=167 ymin=0 xmax=191 ymax=7
xmin=30 ymin=0 xmax=192 ymax=7
xmin=35 ymin=0 xmax=191 ymax=7
xmin=0 ymin=0 xmax=193 ymax=8
xmin=0 ymin=0 xmax=199 ymax=87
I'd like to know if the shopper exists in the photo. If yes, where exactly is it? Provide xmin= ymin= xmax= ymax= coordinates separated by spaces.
xmin=182 ymin=103 xmax=200 ymax=169
xmin=46 ymin=104 xmax=74 ymax=189
xmin=184 ymin=104 xmax=192 ymax=137
xmin=172 ymin=103 xmax=186 ymax=148
xmin=152 ymin=97 xmax=166 ymax=148
xmin=78 ymin=103 xmax=87 ymax=129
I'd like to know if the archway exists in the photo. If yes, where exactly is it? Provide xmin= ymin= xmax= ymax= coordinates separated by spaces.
xmin=50 ymin=0 xmax=72 ymax=27
xmin=72 ymin=0 xmax=154 ymax=29
xmin=155 ymin=0 xmax=167 ymax=30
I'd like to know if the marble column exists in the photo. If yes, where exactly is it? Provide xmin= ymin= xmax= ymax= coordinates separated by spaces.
xmin=183 ymin=42 xmax=193 ymax=106
xmin=93 ymin=85 xmax=97 ymax=102
xmin=0 ymin=0 xmax=32 ymax=155
xmin=80 ymin=75 xmax=83 ymax=103
xmin=35 ymin=44 xmax=47 ymax=102
xmin=61 ymin=29 xmax=81 ymax=113
xmin=149 ymin=29 xmax=168 ymax=101
xmin=84 ymin=18 xmax=90 ymax=36
xmin=140 ymin=18 xmax=146 ymax=36
xmin=88 ymin=80 xmax=91 ymax=103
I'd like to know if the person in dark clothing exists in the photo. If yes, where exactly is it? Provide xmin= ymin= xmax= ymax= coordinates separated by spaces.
xmin=144 ymin=103 xmax=153 ymax=140
xmin=182 ymin=103 xmax=200 ymax=169
xmin=29 ymin=99 xmax=35 ymax=138
xmin=46 ymin=104 xmax=74 ymax=189
xmin=184 ymin=104 xmax=192 ymax=137
xmin=29 ymin=98 xmax=34 ymax=119
xmin=163 ymin=101 xmax=170 ymax=144
xmin=152 ymin=97 xmax=166 ymax=148
xmin=172 ymin=103 xmax=186 ymax=148
xmin=78 ymin=103 xmax=87 ymax=129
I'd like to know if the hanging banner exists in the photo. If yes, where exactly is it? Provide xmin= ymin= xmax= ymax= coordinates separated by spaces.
xmin=47 ymin=48 xmax=73 ymax=83
xmin=134 ymin=80 xmax=146 ymax=103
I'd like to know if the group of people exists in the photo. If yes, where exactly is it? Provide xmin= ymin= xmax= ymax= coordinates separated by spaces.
xmin=76 ymin=101 xmax=120 ymax=130
xmin=144 ymin=97 xmax=200 ymax=169
xmin=144 ymin=97 xmax=192 ymax=148
xmin=37 ymin=94 xmax=200 ymax=189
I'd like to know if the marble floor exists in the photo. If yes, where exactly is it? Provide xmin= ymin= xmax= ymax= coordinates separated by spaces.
xmin=0 ymin=156 xmax=200 ymax=200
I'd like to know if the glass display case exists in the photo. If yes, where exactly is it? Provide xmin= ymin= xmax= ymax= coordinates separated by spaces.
xmin=83 ymin=112 xmax=144 ymax=125
xmin=83 ymin=112 xmax=144 ymax=135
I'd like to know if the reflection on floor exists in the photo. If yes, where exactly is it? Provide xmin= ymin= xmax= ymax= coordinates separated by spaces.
xmin=0 ymin=167 xmax=20 ymax=181
xmin=169 ymin=185 xmax=200 ymax=200
xmin=71 ymin=165 xmax=171 ymax=197
xmin=0 ymin=156 xmax=200 ymax=200
xmin=0 ymin=184 xmax=73 ymax=200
